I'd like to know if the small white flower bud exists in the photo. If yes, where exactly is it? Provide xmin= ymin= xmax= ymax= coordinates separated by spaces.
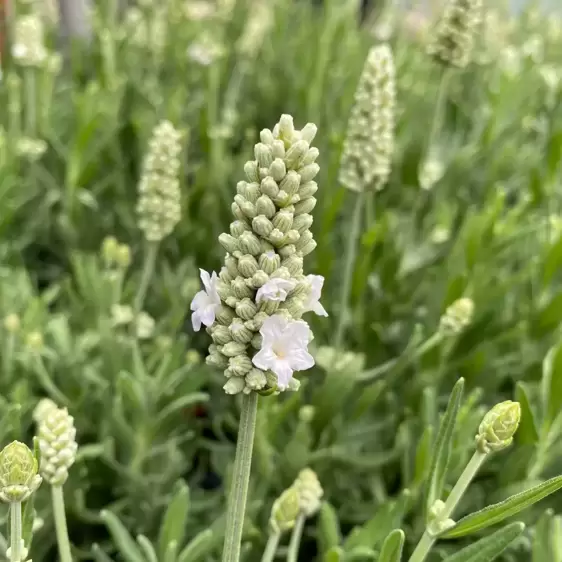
xmin=259 ymin=250 xmax=281 ymax=274
xmin=298 ymin=164 xmax=320 ymax=184
xmin=225 ymin=255 xmax=239 ymax=278
xmin=221 ymin=342 xmax=248 ymax=358
xmin=236 ymin=298 xmax=258 ymax=320
xmin=294 ymin=197 xmax=317 ymax=215
xmin=294 ymin=468 xmax=323 ymax=517
xmin=12 ymin=14 xmax=48 ymax=67
xmin=244 ymin=160 xmax=259 ymax=182
xmin=272 ymin=210 xmax=294 ymax=233
xmin=260 ymin=129 xmax=275 ymax=145
xmin=439 ymin=298 xmax=475 ymax=335
xmin=279 ymin=244 xmax=297 ymax=258
xmin=229 ymin=319 xmax=254 ymax=344
xmin=280 ymin=170 xmax=301 ymax=196
xmin=0 ymin=441 xmax=42 ymax=503
xmin=295 ymin=230 xmax=314 ymax=252
xmin=269 ymin=229 xmax=286 ymax=246
xmin=230 ymin=220 xmax=250 ymax=237
xmin=252 ymin=216 xmax=274 ymax=238
xmin=224 ymin=377 xmax=246 ymax=394
xmin=282 ymin=255 xmax=304 ymax=276
xmin=246 ymin=368 xmax=267 ymax=390
xmin=256 ymin=195 xmax=276 ymax=218
xmin=4 ymin=313 xmax=21 ymax=333
xmin=250 ymin=270 xmax=270 ymax=288
xmin=277 ymin=114 xmax=296 ymax=145
xmin=298 ymin=181 xmax=318 ymax=200
xmin=270 ymin=486 xmax=300 ymax=534
xmin=239 ymin=232 xmax=262 ymax=255
xmin=216 ymin=305 xmax=236 ymax=325
xmin=237 ymin=255 xmax=259 ymax=278
xmin=272 ymin=140 xmax=286 ymax=159
xmin=219 ymin=233 xmax=240 ymax=253
xmin=285 ymin=230 xmax=300 ymax=245
xmin=285 ymin=140 xmax=309 ymax=170
xmin=476 ymin=401 xmax=521 ymax=453
xmin=207 ymin=350 xmax=229 ymax=368
xmin=231 ymin=203 xmax=247 ymax=222
xmin=255 ymin=143 xmax=274 ymax=168
xmin=220 ymin=267 xmax=234 ymax=284
xmin=37 ymin=407 xmax=78 ymax=486
xmin=269 ymin=158 xmax=287 ymax=182
xmin=299 ymin=240 xmax=317 ymax=257
xmin=232 ymin=277 xmax=253 ymax=299
xmin=33 ymin=399 xmax=58 ymax=424
xmin=258 ymin=299 xmax=280 ymax=315
xmin=228 ymin=354 xmax=253 ymax=377
xmin=211 ymin=324 xmax=232 ymax=345
xmin=261 ymin=176 xmax=280 ymax=198
xmin=302 ymin=147 xmax=320 ymax=165
xmin=300 ymin=123 xmax=318 ymax=144
xmin=292 ymin=214 xmax=313 ymax=234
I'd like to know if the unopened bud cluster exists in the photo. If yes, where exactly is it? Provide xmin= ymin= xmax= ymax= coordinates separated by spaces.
xmin=193 ymin=115 xmax=328 ymax=394
xmin=12 ymin=13 xmax=48 ymax=67
xmin=0 ymin=441 xmax=42 ymax=503
xmin=476 ymin=401 xmax=521 ymax=453
xmin=294 ymin=468 xmax=323 ymax=517
xmin=427 ymin=0 xmax=483 ymax=68
xmin=36 ymin=405 xmax=78 ymax=485
xmin=439 ymin=297 xmax=474 ymax=335
xmin=137 ymin=121 xmax=183 ymax=242
xmin=101 ymin=236 xmax=131 ymax=269
xmin=339 ymin=45 xmax=396 ymax=192
xmin=269 ymin=486 xmax=300 ymax=534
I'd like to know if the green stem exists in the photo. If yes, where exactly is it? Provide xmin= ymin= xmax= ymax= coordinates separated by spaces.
xmin=408 ymin=450 xmax=488 ymax=562
xmin=25 ymin=69 xmax=36 ymax=136
xmin=52 ymin=485 xmax=73 ymax=562
xmin=133 ymin=241 xmax=159 ymax=317
xmin=260 ymin=530 xmax=281 ymax=562
xmin=286 ymin=514 xmax=305 ymax=562
xmin=10 ymin=502 xmax=22 ymax=562
xmin=333 ymin=191 xmax=365 ymax=350
xmin=222 ymin=392 xmax=259 ymax=562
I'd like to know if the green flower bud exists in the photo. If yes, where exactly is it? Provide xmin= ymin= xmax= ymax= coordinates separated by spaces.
xmin=285 ymin=230 xmax=300 ymax=245
xmin=239 ymin=232 xmax=262 ymax=255
xmin=252 ymin=215 xmax=274 ymax=238
xmin=216 ymin=280 xmax=232 ymax=301
xmin=281 ymin=297 xmax=304 ymax=318
xmin=251 ymin=333 xmax=262 ymax=349
xmin=255 ymin=143 xmax=274 ymax=168
xmin=261 ymin=176 xmax=280 ymax=198
xmin=299 ymin=239 xmax=317 ymax=257
xmin=186 ymin=350 xmax=202 ymax=365
xmin=226 ymin=296 xmax=238 ymax=308
xmin=282 ymin=255 xmax=304 ymax=276
xmin=270 ymin=486 xmax=300 ymax=534
xmin=272 ymin=140 xmax=286 ymax=159
xmin=207 ymin=350 xmax=229 ymax=369
xmin=237 ymin=198 xmax=257 ymax=219
xmin=249 ymin=270 xmax=270 ymax=288
xmin=298 ymin=164 xmax=320 ymax=184
xmin=116 ymin=245 xmax=132 ymax=269
xmin=0 ymin=441 xmax=42 ymax=503
xmin=246 ymin=368 xmax=267 ymax=391
xmin=258 ymin=299 xmax=280 ymax=315
xmin=102 ymin=236 xmax=119 ymax=265
xmin=232 ymin=277 xmax=253 ymax=299
xmin=279 ymin=244 xmax=297 ymax=258
xmin=440 ymin=297 xmax=475 ymax=335
xmin=211 ymin=324 xmax=232 ymax=345
xmin=280 ymin=170 xmax=301 ymax=196
xmin=225 ymin=255 xmax=239 ymax=278
xmin=294 ymin=197 xmax=317 ymax=215
xmin=269 ymin=158 xmax=287 ymax=182
xmin=259 ymin=250 xmax=281 ymax=275
xmin=295 ymin=230 xmax=313 ymax=252
xmin=292 ymin=213 xmax=313 ymax=234
xmin=230 ymin=220 xmax=250 ymax=238
xmin=299 ymin=405 xmax=315 ymax=422
xmin=221 ymin=341 xmax=248 ymax=358
xmin=38 ymin=407 xmax=78 ymax=486
xmin=269 ymin=229 xmax=286 ymax=246
xmin=228 ymin=354 xmax=253 ymax=377
xmin=256 ymin=195 xmax=276 ymax=218
xmin=245 ymin=312 xmax=268 ymax=331
xmin=476 ymin=401 xmax=521 ymax=453
xmin=219 ymin=233 xmax=240 ymax=254
xmin=220 ymin=267 xmax=234 ymax=284
xmin=224 ymin=377 xmax=246 ymax=395
xmin=229 ymin=319 xmax=254 ymax=344
xmin=236 ymin=298 xmax=258 ymax=320
xmin=285 ymin=140 xmax=309 ymax=170
xmin=26 ymin=331 xmax=44 ymax=351
xmin=244 ymin=160 xmax=259 ymax=183
xmin=271 ymin=266 xmax=292 ymax=280
xmin=294 ymin=468 xmax=323 ymax=517
xmin=4 ymin=313 xmax=21 ymax=333
xmin=243 ymin=182 xmax=261 ymax=203
xmin=231 ymin=202 xmax=247 ymax=222
xmin=272 ymin=210 xmax=293 ymax=233
xmin=237 ymin=255 xmax=259 ymax=278
xmin=216 ymin=305 xmax=236 ymax=325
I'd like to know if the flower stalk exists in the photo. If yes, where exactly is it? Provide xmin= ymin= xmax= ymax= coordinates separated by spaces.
xmin=9 ymin=502 xmax=23 ymax=562
xmin=222 ymin=392 xmax=259 ymax=562
xmin=52 ymin=485 xmax=72 ymax=562
xmin=286 ymin=514 xmax=305 ymax=562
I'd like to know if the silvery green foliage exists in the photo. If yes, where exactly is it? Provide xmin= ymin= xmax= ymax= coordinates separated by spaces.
xmin=136 ymin=121 xmax=183 ymax=242
xmin=200 ymin=114 xmax=325 ymax=395
xmin=339 ymin=44 xmax=396 ymax=192
xmin=36 ymin=405 xmax=78 ymax=486
xmin=427 ymin=0 xmax=483 ymax=68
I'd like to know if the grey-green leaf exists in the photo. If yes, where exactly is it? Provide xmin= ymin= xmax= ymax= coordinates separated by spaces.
xmin=541 ymin=342 xmax=562 ymax=432
xmin=177 ymin=529 xmax=214 ymax=562
xmin=442 ymin=475 xmax=562 ymax=538
xmin=515 ymin=382 xmax=539 ymax=444
xmin=100 ymin=511 xmax=145 ymax=562
xmin=532 ymin=510 xmax=554 ymax=562
xmin=137 ymin=535 xmax=158 ymax=562
xmin=318 ymin=501 xmax=341 ymax=554
xmin=426 ymin=378 xmax=465 ymax=519
xmin=378 ymin=529 xmax=405 ymax=562
xmin=442 ymin=522 xmax=524 ymax=562
xmin=158 ymin=480 xmax=190 ymax=559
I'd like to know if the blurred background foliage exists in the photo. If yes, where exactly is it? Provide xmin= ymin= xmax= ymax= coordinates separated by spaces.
xmin=1 ymin=0 xmax=562 ymax=560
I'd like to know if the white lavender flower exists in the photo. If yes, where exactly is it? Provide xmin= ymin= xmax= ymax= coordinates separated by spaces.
xmin=427 ymin=0 xmax=483 ymax=68
xmin=12 ymin=13 xmax=48 ymax=68
xmin=37 ymin=407 xmax=78 ymax=486
xmin=137 ymin=120 xmax=183 ymax=242
xmin=339 ymin=45 xmax=396 ymax=192
xmin=193 ymin=115 xmax=327 ymax=394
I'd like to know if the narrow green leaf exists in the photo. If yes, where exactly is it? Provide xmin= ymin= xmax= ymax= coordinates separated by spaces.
xmin=515 ymin=382 xmax=539 ymax=444
xmin=378 ymin=529 xmax=405 ymax=562
xmin=21 ymin=497 xmax=36 ymax=545
xmin=543 ymin=233 xmax=562 ymax=286
xmin=532 ymin=509 xmax=554 ymax=562
xmin=426 ymin=378 xmax=465 ymax=518
xmin=137 ymin=535 xmax=158 ymax=562
xmin=346 ymin=546 xmax=378 ymax=560
xmin=177 ymin=529 xmax=214 ymax=562
xmin=442 ymin=522 xmax=524 ymax=562
xmin=100 ymin=510 xmax=145 ymax=562
xmin=158 ymin=480 xmax=190 ymax=559
xmin=323 ymin=546 xmax=344 ymax=562
xmin=541 ymin=343 xmax=562 ymax=431
xmin=318 ymin=502 xmax=341 ymax=554
xmin=413 ymin=425 xmax=434 ymax=487
xmin=442 ymin=475 xmax=562 ymax=538
xmin=92 ymin=544 xmax=115 ymax=562
xmin=163 ymin=540 xmax=178 ymax=562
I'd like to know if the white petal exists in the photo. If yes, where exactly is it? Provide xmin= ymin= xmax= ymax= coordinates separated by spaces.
xmin=260 ymin=315 xmax=288 ymax=343
xmin=252 ymin=347 xmax=277 ymax=371
xmin=289 ymin=348 xmax=315 ymax=372
xmin=272 ymin=360 xmax=294 ymax=389
xmin=209 ymin=271 xmax=220 ymax=293
xmin=199 ymin=304 xmax=217 ymax=327
xmin=312 ymin=301 xmax=329 ymax=317
xmin=191 ymin=290 xmax=209 ymax=311
xmin=287 ymin=320 xmax=313 ymax=344
xmin=191 ymin=311 xmax=202 ymax=331
xmin=200 ymin=269 xmax=212 ymax=293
